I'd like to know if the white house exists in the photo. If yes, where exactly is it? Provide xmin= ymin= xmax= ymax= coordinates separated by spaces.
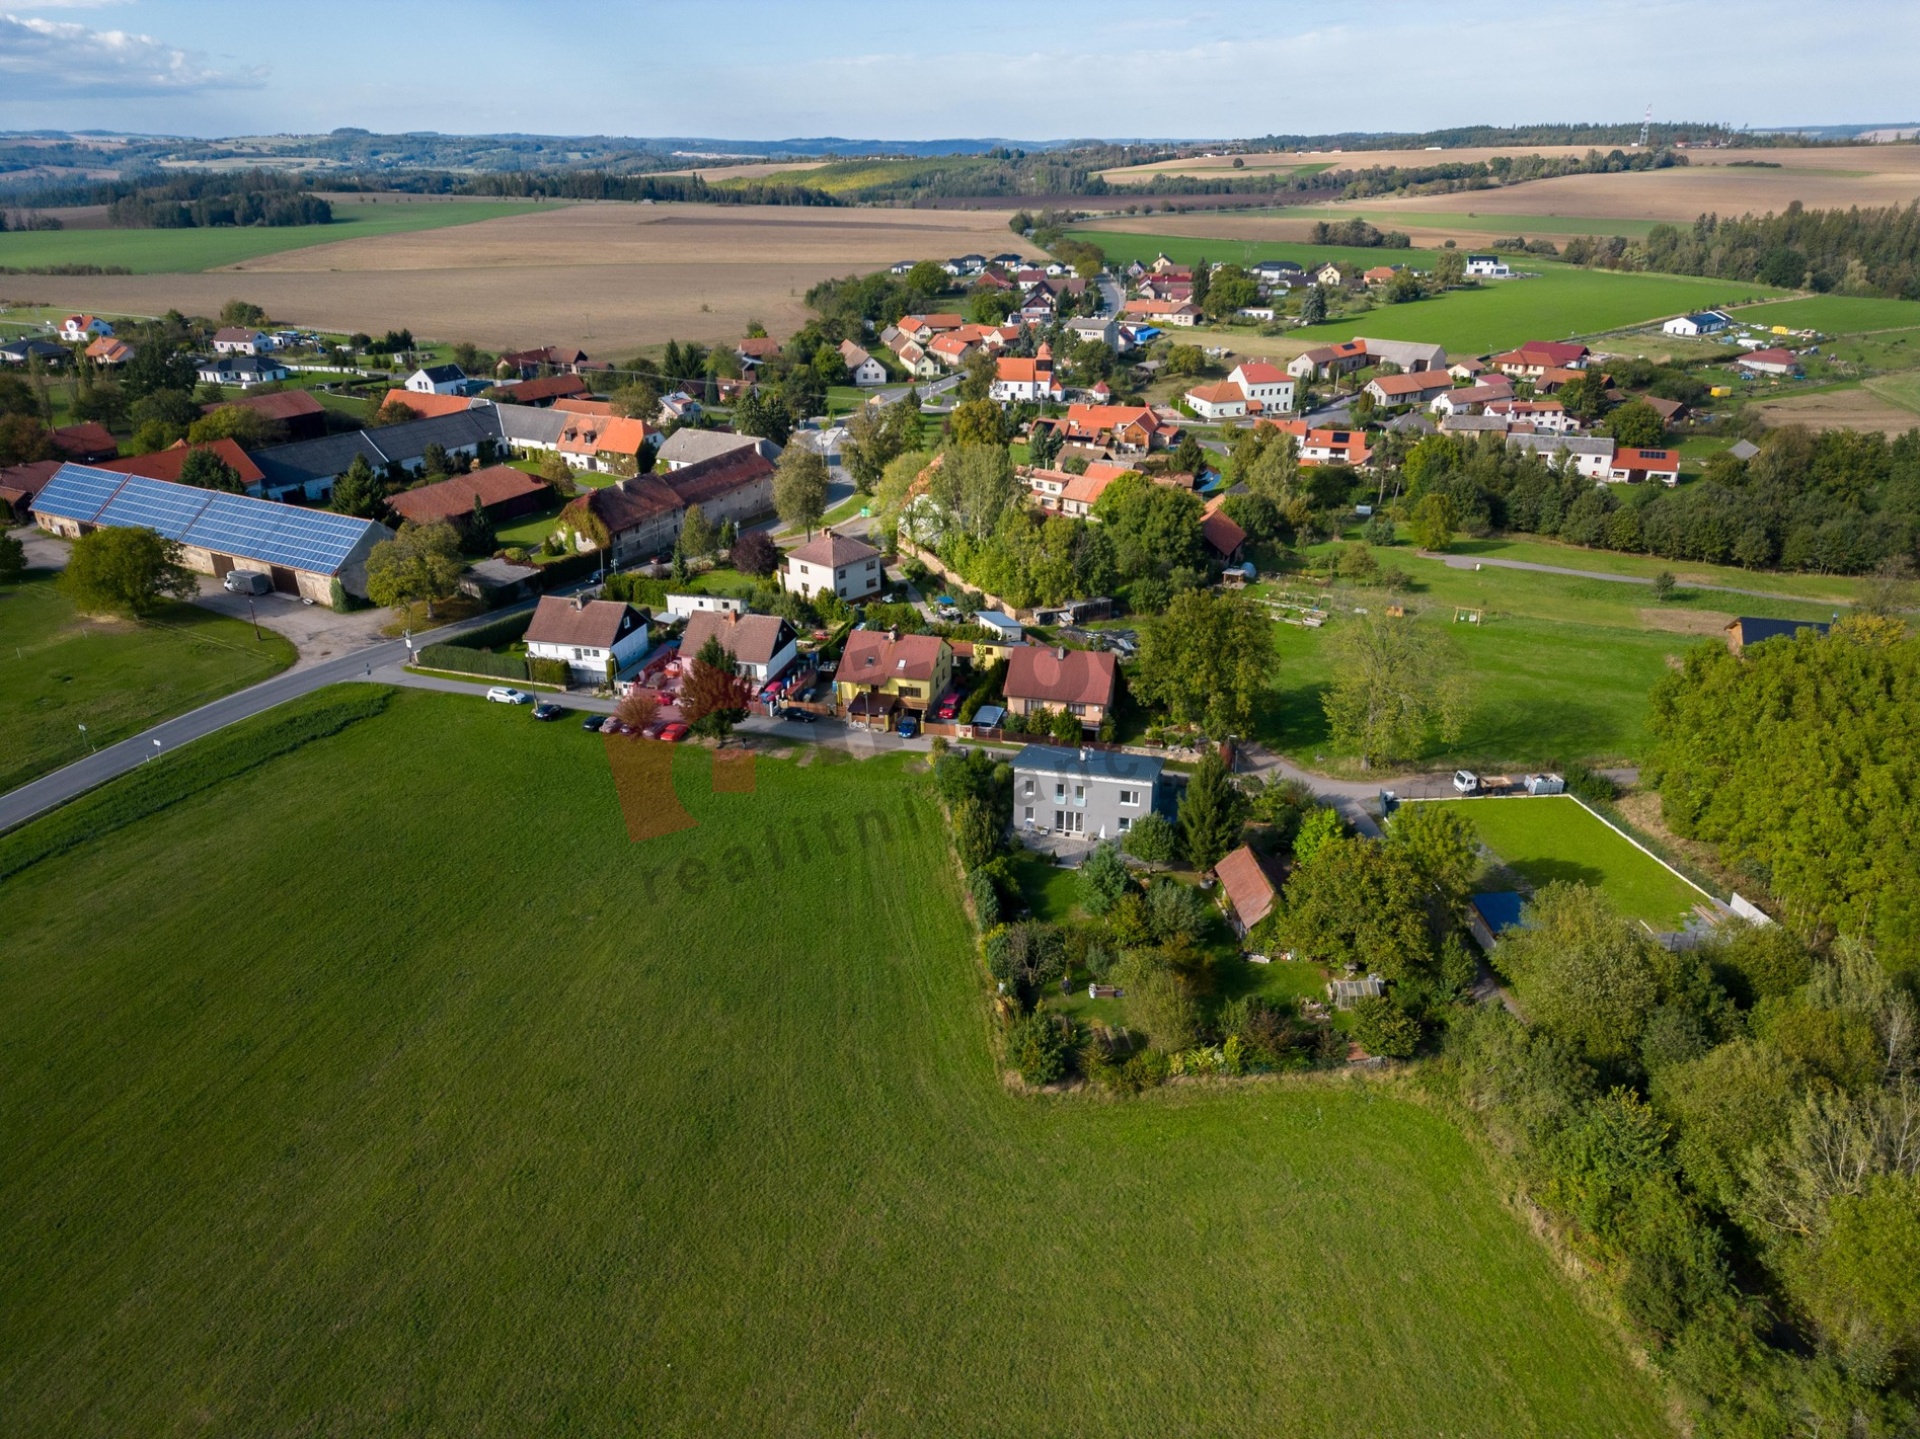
xmin=59 ymin=315 xmax=112 ymax=343
xmin=196 ymin=355 xmax=290 ymax=389
xmin=989 ymin=345 xmax=1062 ymax=405
xmin=211 ymin=326 xmax=273 ymax=355
xmin=681 ymin=609 xmax=798 ymax=686
xmin=782 ymin=531 xmax=885 ymax=602
xmin=1464 ymin=255 xmax=1512 ymax=279
xmin=1183 ymin=381 xmax=1248 ymax=421
xmin=1663 ymin=311 xmax=1731 ymax=338
xmin=523 ymin=595 xmax=652 ymax=684
xmin=1225 ymin=360 xmax=1295 ymax=414
xmin=1067 ymin=316 xmax=1122 ymax=351
xmin=840 ymin=339 xmax=889 ymax=386
xmin=405 ymin=364 xmax=468 ymax=395
xmin=662 ymin=593 xmax=748 ymax=621
xmin=1505 ymin=432 xmax=1616 ymax=479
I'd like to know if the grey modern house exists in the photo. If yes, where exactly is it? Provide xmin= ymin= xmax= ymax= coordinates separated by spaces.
xmin=1010 ymin=745 xmax=1164 ymax=841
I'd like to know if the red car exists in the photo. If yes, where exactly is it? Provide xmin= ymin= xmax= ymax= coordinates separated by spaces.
xmin=659 ymin=722 xmax=691 ymax=743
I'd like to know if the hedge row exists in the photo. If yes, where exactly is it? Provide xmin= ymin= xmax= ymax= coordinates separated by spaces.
xmin=415 ymin=643 xmax=529 ymax=681
xmin=0 ymin=685 xmax=394 ymax=883
xmin=450 ymin=610 xmax=534 ymax=652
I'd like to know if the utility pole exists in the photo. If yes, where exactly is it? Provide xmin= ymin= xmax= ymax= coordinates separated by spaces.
xmin=1639 ymin=104 xmax=1652 ymax=149
xmin=247 ymin=595 xmax=260 ymax=641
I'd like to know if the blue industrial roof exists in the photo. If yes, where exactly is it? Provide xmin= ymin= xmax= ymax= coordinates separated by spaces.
xmin=31 ymin=463 xmax=385 ymax=575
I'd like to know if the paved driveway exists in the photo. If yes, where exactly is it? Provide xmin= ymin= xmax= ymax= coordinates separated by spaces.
xmin=190 ymin=579 xmax=392 ymax=670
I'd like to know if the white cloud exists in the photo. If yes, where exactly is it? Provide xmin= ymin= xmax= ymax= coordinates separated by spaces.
xmin=0 ymin=11 xmax=263 ymax=97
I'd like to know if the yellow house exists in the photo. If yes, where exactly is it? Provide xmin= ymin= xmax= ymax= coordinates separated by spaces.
xmin=835 ymin=628 xmax=954 ymax=724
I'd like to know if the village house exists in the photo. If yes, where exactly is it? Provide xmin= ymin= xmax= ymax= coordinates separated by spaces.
xmin=1258 ymin=418 xmax=1371 ymax=467
xmin=195 ymin=355 xmax=289 ymax=389
xmin=1184 ymin=381 xmax=1248 ymax=421
xmin=1121 ymin=298 xmax=1200 ymax=327
xmin=1061 ymin=403 xmax=1172 ymax=452
xmin=1608 ymin=446 xmax=1682 ymax=485
xmin=682 ymin=609 xmax=798 ymax=686
xmin=59 ymin=315 xmax=112 ymax=343
xmin=1738 ymin=348 xmax=1801 ymax=377
xmin=405 ymin=364 xmax=469 ymax=395
xmin=656 ymin=429 xmax=779 ymax=472
xmin=524 ymin=595 xmax=652 ymax=685
xmin=557 ymin=413 xmax=653 ymax=474
xmin=1066 ymin=315 xmax=1120 ymax=351
xmin=1201 ymin=500 xmax=1248 ymax=562
xmin=1490 ymin=341 xmax=1590 ymax=378
xmin=1504 ymin=432 xmax=1616 ymax=479
xmin=840 ymin=339 xmax=888 ymax=386
xmin=496 ymin=346 xmax=589 ymax=379
xmin=1003 ymin=643 xmax=1118 ymax=733
xmin=211 ymin=326 xmax=273 ymax=355
xmin=561 ymin=443 xmax=776 ymax=566
xmin=1215 ymin=844 xmax=1282 ymax=938
xmin=1485 ymin=397 xmax=1580 ymax=433
xmin=1363 ymin=371 xmax=1455 ymax=408
xmin=1226 ymin=360 xmax=1295 ymax=413
xmin=85 ymin=335 xmax=135 ymax=366
xmin=782 ymin=531 xmax=884 ymax=602
xmin=1287 ymin=339 xmax=1370 ymax=382
xmin=1429 ymin=379 xmax=1516 ymax=417
xmin=386 ymin=463 xmax=552 ymax=529
xmin=990 ymin=345 xmax=1063 ymax=404
xmin=1464 ymin=254 xmax=1511 ymax=279
xmin=1011 ymin=745 xmax=1162 ymax=841
xmin=836 ymin=628 xmax=953 ymax=726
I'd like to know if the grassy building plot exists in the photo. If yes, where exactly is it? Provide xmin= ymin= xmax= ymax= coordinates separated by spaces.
xmin=0 ymin=689 xmax=1669 ymax=1437
xmin=1426 ymin=794 xmax=1705 ymax=929
xmin=0 ymin=570 xmax=296 ymax=792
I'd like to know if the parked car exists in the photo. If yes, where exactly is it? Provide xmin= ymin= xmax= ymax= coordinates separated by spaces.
xmin=642 ymin=721 xmax=666 ymax=740
xmin=659 ymin=722 xmax=690 ymax=743
xmin=779 ymin=706 xmax=816 ymax=724
xmin=531 ymin=701 xmax=564 ymax=721
xmin=581 ymin=714 xmax=607 ymax=733
xmin=1453 ymin=769 xmax=1479 ymax=794
xmin=222 ymin=569 xmax=271 ymax=595
xmin=486 ymin=686 xmax=531 ymax=705
xmin=896 ymin=715 xmax=920 ymax=738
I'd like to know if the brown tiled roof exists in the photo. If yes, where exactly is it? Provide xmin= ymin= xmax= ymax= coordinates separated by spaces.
xmin=578 ymin=475 xmax=682 ymax=534
xmin=664 ymin=446 xmax=774 ymax=508
xmin=201 ymin=389 xmax=324 ymax=422
xmin=504 ymin=373 xmax=589 ymax=404
xmin=551 ymin=396 xmax=614 ymax=415
xmin=387 ymin=464 xmax=550 ymax=526
xmin=682 ymin=609 xmax=794 ymax=666
xmin=525 ymin=595 xmax=645 ymax=649
xmin=840 ymin=628 xmax=948 ymax=684
xmin=1201 ymin=507 xmax=1248 ymax=558
xmin=48 ymin=422 xmax=118 ymax=459
xmin=1216 ymin=844 xmax=1280 ymax=929
xmin=788 ymin=531 xmax=879 ymax=568
xmin=0 ymin=458 xmax=62 ymax=509
xmin=100 ymin=438 xmax=264 ymax=486
xmin=737 ymin=337 xmax=782 ymax=360
xmin=1004 ymin=644 xmax=1116 ymax=707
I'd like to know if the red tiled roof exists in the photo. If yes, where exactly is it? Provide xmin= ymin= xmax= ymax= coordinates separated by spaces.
xmin=1614 ymin=447 xmax=1680 ymax=471
xmin=840 ymin=628 xmax=948 ymax=685
xmin=558 ymin=414 xmax=651 ymax=459
xmin=201 ymin=389 xmax=324 ymax=422
xmin=1186 ymin=381 xmax=1245 ymax=405
xmin=48 ymin=422 xmax=118 ymax=459
xmin=100 ymin=438 xmax=264 ymax=486
xmin=683 ymin=609 xmax=794 ymax=666
xmin=387 ymin=464 xmax=550 ymax=526
xmin=551 ymin=396 xmax=614 ymax=415
xmin=1004 ymin=643 xmax=1116 ymax=708
xmin=788 ymin=531 xmax=880 ymax=568
xmin=1216 ymin=844 xmax=1280 ymax=929
xmin=380 ymin=389 xmax=473 ymax=419
xmin=1233 ymin=361 xmax=1289 ymax=384
xmin=503 ymin=373 xmax=590 ymax=404
xmin=1739 ymin=348 xmax=1797 ymax=367
xmin=1201 ymin=507 xmax=1248 ymax=557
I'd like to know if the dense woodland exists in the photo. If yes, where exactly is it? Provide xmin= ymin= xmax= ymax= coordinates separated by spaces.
xmin=96 ymin=171 xmax=333 ymax=229
xmin=1566 ymin=201 xmax=1920 ymax=299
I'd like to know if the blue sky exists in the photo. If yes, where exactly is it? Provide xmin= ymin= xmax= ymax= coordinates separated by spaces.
xmin=1 ymin=0 xmax=1916 ymax=140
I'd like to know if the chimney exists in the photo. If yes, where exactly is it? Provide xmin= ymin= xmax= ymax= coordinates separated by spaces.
xmin=889 ymin=627 xmax=899 ymax=642
xmin=1078 ymin=747 xmax=1088 ymax=762
xmin=1055 ymin=645 xmax=1067 ymax=661
xmin=571 ymin=595 xmax=585 ymax=611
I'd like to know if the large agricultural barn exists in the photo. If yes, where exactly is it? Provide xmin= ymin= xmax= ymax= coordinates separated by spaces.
xmin=30 ymin=463 xmax=392 ymax=602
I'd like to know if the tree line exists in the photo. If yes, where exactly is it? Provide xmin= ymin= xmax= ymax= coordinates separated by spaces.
xmin=98 ymin=170 xmax=333 ymax=229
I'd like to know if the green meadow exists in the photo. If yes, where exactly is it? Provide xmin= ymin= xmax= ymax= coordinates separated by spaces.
xmin=0 ymin=198 xmax=547 ymax=274
xmin=0 ymin=688 xmax=1670 ymax=1437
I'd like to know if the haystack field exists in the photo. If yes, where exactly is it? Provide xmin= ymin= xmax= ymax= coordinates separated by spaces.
xmin=25 ymin=201 xmax=1036 ymax=353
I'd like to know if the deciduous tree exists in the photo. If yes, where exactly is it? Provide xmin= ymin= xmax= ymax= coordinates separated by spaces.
xmin=1321 ymin=613 xmax=1469 ymax=767
xmin=59 ymin=525 xmax=197 ymax=615
xmin=731 ymin=528 xmax=779 ymax=577
xmin=774 ymin=445 xmax=830 ymax=538
xmin=1133 ymin=587 xmax=1278 ymax=738
xmin=364 ymin=521 xmax=464 ymax=618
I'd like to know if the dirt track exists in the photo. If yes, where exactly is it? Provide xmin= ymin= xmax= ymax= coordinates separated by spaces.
xmin=23 ymin=202 xmax=1037 ymax=354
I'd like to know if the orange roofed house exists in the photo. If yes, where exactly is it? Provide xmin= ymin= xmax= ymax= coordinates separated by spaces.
xmin=387 ymin=464 xmax=552 ymax=528
xmin=1003 ymin=643 xmax=1118 ymax=733
xmin=835 ymin=628 xmax=953 ymax=727
xmin=558 ymin=413 xmax=654 ymax=475
xmin=1061 ymin=403 xmax=1173 ymax=452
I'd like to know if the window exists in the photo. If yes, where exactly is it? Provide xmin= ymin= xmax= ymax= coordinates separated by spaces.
xmin=1118 ymin=789 xmax=1138 ymax=806
xmin=1054 ymin=783 xmax=1065 ymax=802
xmin=572 ymin=647 xmax=584 ymax=660
xmin=1073 ymin=784 xmax=1085 ymax=805
xmin=1023 ymin=806 xmax=1033 ymax=824
xmin=1118 ymin=816 xmax=1132 ymax=833
xmin=1055 ymin=810 xmax=1065 ymax=831
xmin=1023 ymin=779 xmax=1035 ymax=796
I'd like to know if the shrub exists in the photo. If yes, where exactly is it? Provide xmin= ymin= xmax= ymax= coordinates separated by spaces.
xmin=1078 ymin=842 xmax=1131 ymax=916
xmin=1005 ymin=1010 xmax=1072 ymax=1086
xmin=969 ymin=870 xmax=1002 ymax=928
xmin=448 ymin=610 xmax=534 ymax=651
xmin=528 ymin=657 xmax=571 ymax=687
xmin=1145 ymin=877 xmax=1208 ymax=944
xmin=415 ymin=643 xmax=529 ymax=681
xmin=1561 ymin=760 xmax=1618 ymax=805
xmin=1352 ymin=994 xmax=1421 ymax=1058
xmin=1124 ymin=1047 xmax=1171 ymax=1088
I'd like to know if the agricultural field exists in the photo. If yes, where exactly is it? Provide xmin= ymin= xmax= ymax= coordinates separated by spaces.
xmin=1752 ymin=386 xmax=1920 ymax=435
xmin=1425 ymin=794 xmax=1706 ymax=930
xmin=0 ymin=687 xmax=1672 ymax=1438
xmin=0 ymin=568 xmax=296 ymax=793
xmin=1244 ymin=538 xmax=1841 ymax=774
xmin=1094 ymin=145 xmax=1609 ymax=184
xmin=0 ymin=196 xmax=548 ymax=274
xmin=725 ymin=156 xmax=998 ymax=194
xmin=1081 ymin=206 xmax=1664 ymax=250
xmin=25 ymin=202 xmax=1039 ymax=355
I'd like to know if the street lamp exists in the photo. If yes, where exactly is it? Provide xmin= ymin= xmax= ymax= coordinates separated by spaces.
xmin=77 ymin=723 xmax=94 ymax=754
xmin=247 ymin=595 xmax=261 ymax=641
xmin=150 ymin=739 xmax=162 ymax=762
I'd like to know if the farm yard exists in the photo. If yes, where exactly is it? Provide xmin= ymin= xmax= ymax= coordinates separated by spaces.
xmin=1423 ymin=794 xmax=1706 ymax=930
xmin=0 ymin=688 xmax=1673 ymax=1438
xmin=16 ymin=202 xmax=1042 ymax=354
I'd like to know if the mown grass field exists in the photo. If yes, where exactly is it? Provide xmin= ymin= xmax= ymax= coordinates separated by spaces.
xmin=1069 ymin=228 xmax=1445 ymax=277
xmin=1724 ymin=294 xmax=1920 ymax=335
xmin=0 ymin=198 xmax=546 ymax=274
xmin=1246 ymin=537 xmax=1840 ymax=771
xmin=0 ymin=569 xmax=295 ymax=792
xmin=1425 ymin=794 xmax=1706 ymax=928
xmin=0 ymin=688 xmax=1670 ymax=1437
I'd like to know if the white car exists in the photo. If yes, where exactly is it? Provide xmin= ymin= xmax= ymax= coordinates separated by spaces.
xmin=486 ymin=686 xmax=531 ymax=705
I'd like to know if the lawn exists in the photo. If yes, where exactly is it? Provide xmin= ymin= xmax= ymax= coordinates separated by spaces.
xmin=1424 ymin=794 xmax=1707 ymax=929
xmin=0 ymin=688 xmax=1669 ymax=1437
xmin=0 ymin=569 xmax=296 ymax=792
xmin=1728 ymin=294 xmax=1920 ymax=335
xmin=0 ymin=198 xmax=547 ymax=275
xmin=1069 ymin=228 xmax=1450 ymax=276
xmin=1242 ymin=538 xmax=1842 ymax=772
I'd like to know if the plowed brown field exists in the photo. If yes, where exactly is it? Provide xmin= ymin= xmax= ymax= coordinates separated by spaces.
xmin=26 ymin=202 xmax=1036 ymax=354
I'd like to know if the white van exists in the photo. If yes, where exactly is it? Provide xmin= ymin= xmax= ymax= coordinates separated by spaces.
xmin=223 ymin=570 xmax=272 ymax=596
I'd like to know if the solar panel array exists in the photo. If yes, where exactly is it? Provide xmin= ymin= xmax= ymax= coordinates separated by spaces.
xmin=30 ymin=463 xmax=380 ymax=575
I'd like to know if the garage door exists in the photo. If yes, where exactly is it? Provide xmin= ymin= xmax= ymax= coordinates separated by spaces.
xmin=269 ymin=566 xmax=299 ymax=594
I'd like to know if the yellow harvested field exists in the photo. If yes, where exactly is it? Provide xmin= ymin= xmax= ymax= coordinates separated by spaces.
xmin=23 ymin=202 xmax=1038 ymax=354
xmin=655 ymin=160 xmax=831 ymax=179
xmin=1753 ymin=388 xmax=1920 ymax=435
xmin=1098 ymin=145 xmax=1606 ymax=182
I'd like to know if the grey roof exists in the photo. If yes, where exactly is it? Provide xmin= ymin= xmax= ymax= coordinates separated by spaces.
xmin=199 ymin=356 xmax=285 ymax=379
xmin=1729 ymin=439 xmax=1760 ymax=460
xmin=1440 ymin=414 xmax=1517 ymax=433
xmin=1505 ymin=432 xmax=1616 ymax=458
xmin=416 ymin=363 xmax=466 ymax=384
xmin=32 ymin=462 xmax=388 ymax=575
xmin=1010 ymin=744 xmax=1163 ymax=786
xmin=0 ymin=338 xmax=68 ymax=363
xmin=493 ymin=401 xmax=567 ymax=447
xmin=252 ymin=407 xmax=505 ymax=492
xmin=656 ymin=428 xmax=776 ymax=468
xmin=1387 ymin=411 xmax=1437 ymax=434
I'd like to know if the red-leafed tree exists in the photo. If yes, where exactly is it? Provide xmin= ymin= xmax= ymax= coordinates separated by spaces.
xmin=680 ymin=634 xmax=751 ymax=743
